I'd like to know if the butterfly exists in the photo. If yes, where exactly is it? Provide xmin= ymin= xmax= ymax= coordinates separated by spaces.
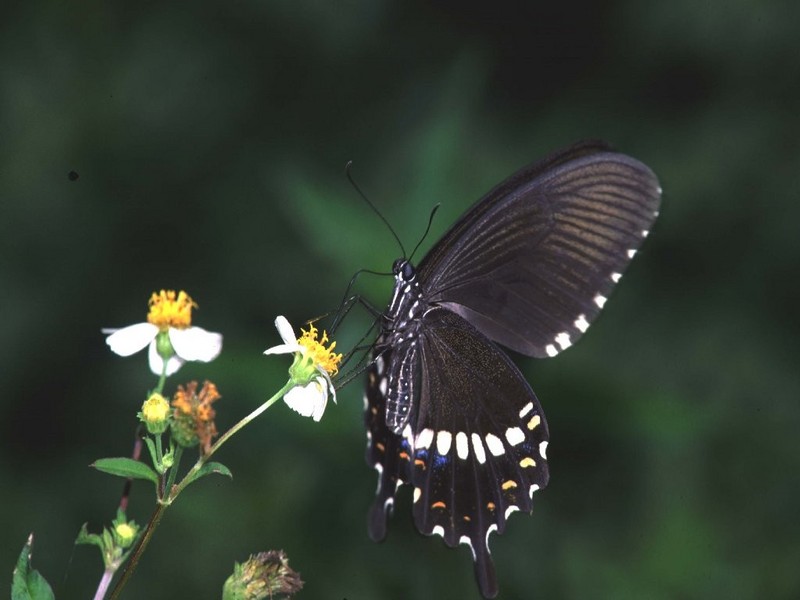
xmin=363 ymin=140 xmax=661 ymax=598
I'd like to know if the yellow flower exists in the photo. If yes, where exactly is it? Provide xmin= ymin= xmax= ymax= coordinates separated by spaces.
xmin=103 ymin=290 xmax=222 ymax=376
xmin=264 ymin=316 xmax=342 ymax=421
xmin=140 ymin=392 xmax=171 ymax=434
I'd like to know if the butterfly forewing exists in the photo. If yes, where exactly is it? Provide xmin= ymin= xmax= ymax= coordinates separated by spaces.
xmin=418 ymin=143 xmax=661 ymax=358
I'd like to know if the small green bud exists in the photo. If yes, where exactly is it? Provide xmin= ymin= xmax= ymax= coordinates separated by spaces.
xmin=161 ymin=447 xmax=175 ymax=470
xmin=113 ymin=522 xmax=138 ymax=549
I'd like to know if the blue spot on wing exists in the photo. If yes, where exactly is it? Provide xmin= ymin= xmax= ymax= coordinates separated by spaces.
xmin=431 ymin=453 xmax=450 ymax=469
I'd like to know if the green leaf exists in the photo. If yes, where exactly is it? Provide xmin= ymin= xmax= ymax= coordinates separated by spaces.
xmin=75 ymin=523 xmax=103 ymax=548
xmin=12 ymin=534 xmax=55 ymax=600
xmin=186 ymin=461 xmax=233 ymax=486
xmin=92 ymin=457 xmax=158 ymax=484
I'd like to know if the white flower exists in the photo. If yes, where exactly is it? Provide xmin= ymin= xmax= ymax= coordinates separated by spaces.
xmin=104 ymin=290 xmax=222 ymax=376
xmin=264 ymin=316 xmax=340 ymax=422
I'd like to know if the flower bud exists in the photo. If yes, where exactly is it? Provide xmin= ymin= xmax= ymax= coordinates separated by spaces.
xmin=113 ymin=522 xmax=138 ymax=549
xmin=139 ymin=393 xmax=171 ymax=435
xmin=222 ymin=550 xmax=303 ymax=600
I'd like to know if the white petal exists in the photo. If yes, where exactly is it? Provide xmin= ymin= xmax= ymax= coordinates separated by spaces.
xmin=264 ymin=343 xmax=300 ymax=356
xmin=105 ymin=323 xmax=158 ymax=357
xmin=316 ymin=366 xmax=337 ymax=404
xmin=169 ymin=326 xmax=223 ymax=362
xmin=284 ymin=379 xmax=328 ymax=422
xmin=148 ymin=339 xmax=185 ymax=375
xmin=274 ymin=316 xmax=297 ymax=345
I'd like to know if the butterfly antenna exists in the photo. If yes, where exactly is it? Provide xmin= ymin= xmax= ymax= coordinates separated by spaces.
xmin=409 ymin=203 xmax=441 ymax=263
xmin=346 ymin=161 xmax=407 ymax=258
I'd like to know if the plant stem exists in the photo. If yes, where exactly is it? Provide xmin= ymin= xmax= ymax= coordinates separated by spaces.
xmin=169 ymin=380 xmax=293 ymax=502
xmin=164 ymin=445 xmax=183 ymax=494
xmin=108 ymin=503 xmax=166 ymax=600
xmin=93 ymin=568 xmax=115 ymax=600
xmin=154 ymin=361 xmax=168 ymax=395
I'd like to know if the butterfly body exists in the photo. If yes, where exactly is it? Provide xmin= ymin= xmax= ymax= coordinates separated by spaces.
xmin=364 ymin=141 xmax=661 ymax=598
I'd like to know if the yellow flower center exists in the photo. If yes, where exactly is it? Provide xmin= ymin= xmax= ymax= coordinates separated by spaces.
xmin=298 ymin=324 xmax=343 ymax=376
xmin=115 ymin=522 xmax=136 ymax=544
xmin=147 ymin=290 xmax=197 ymax=330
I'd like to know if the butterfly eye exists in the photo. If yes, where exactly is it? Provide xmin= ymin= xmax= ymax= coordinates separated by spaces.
xmin=401 ymin=261 xmax=415 ymax=281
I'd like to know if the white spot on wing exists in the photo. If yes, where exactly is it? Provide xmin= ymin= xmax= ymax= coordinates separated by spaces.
xmin=519 ymin=402 xmax=534 ymax=418
xmin=415 ymin=428 xmax=434 ymax=450
xmin=545 ymin=344 xmax=558 ymax=357
xmin=504 ymin=505 xmax=519 ymax=520
xmin=611 ymin=272 xmax=622 ymax=283
xmin=375 ymin=355 xmax=384 ymax=374
xmin=436 ymin=431 xmax=452 ymax=455
xmin=485 ymin=523 xmax=498 ymax=548
xmin=413 ymin=487 xmax=421 ymax=503
xmin=459 ymin=535 xmax=476 ymax=560
xmin=505 ymin=427 xmax=525 ymax=446
xmin=642 ymin=229 xmax=650 ymax=238
xmin=627 ymin=249 xmax=637 ymax=259
xmin=555 ymin=332 xmax=572 ymax=351
xmin=432 ymin=525 xmax=445 ymax=538
xmin=456 ymin=432 xmax=469 ymax=460
xmin=594 ymin=294 xmax=607 ymax=308
xmin=529 ymin=483 xmax=541 ymax=499
xmin=402 ymin=425 xmax=413 ymax=446
xmin=539 ymin=441 xmax=549 ymax=460
xmin=379 ymin=377 xmax=388 ymax=395
xmin=574 ymin=314 xmax=589 ymax=333
xmin=471 ymin=433 xmax=486 ymax=464
xmin=486 ymin=433 xmax=506 ymax=456
xmin=485 ymin=433 xmax=505 ymax=456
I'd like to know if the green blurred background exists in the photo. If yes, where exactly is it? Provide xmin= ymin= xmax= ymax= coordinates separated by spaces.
xmin=2 ymin=1 xmax=798 ymax=598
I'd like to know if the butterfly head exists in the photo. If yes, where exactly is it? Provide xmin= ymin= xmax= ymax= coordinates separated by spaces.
xmin=392 ymin=258 xmax=416 ymax=283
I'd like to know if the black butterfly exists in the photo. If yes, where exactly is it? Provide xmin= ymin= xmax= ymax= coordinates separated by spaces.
xmin=364 ymin=140 xmax=661 ymax=598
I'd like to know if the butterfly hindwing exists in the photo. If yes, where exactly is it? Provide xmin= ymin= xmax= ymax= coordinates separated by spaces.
xmin=365 ymin=307 xmax=549 ymax=599
xmin=365 ymin=346 xmax=413 ymax=543
xmin=413 ymin=307 xmax=549 ymax=599
xmin=418 ymin=142 xmax=661 ymax=358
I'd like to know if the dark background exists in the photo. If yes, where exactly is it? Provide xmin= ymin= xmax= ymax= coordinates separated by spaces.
xmin=2 ymin=1 xmax=798 ymax=598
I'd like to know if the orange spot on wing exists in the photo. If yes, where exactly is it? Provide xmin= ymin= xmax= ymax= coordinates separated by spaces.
xmin=431 ymin=501 xmax=446 ymax=509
